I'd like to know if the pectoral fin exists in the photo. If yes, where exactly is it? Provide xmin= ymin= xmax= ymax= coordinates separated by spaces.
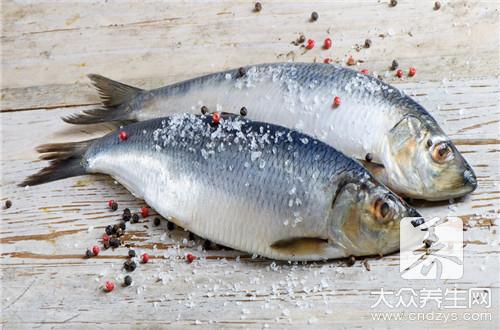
xmin=270 ymin=237 xmax=329 ymax=256
xmin=360 ymin=160 xmax=389 ymax=185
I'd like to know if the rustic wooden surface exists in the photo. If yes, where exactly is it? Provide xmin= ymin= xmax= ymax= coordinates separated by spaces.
xmin=1 ymin=1 xmax=499 ymax=328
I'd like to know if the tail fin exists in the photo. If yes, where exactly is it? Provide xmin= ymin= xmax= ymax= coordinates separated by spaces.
xmin=62 ymin=74 xmax=143 ymax=125
xmin=19 ymin=139 xmax=96 ymax=187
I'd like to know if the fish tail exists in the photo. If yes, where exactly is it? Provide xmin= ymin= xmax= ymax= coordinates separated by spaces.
xmin=19 ymin=139 xmax=97 ymax=186
xmin=62 ymin=74 xmax=143 ymax=125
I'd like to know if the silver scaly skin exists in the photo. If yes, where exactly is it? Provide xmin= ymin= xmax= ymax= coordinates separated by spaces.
xmin=30 ymin=114 xmax=422 ymax=260
xmin=66 ymin=63 xmax=477 ymax=201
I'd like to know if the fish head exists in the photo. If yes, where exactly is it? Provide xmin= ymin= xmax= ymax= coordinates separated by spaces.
xmin=383 ymin=114 xmax=477 ymax=200
xmin=328 ymin=177 xmax=422 ymax=256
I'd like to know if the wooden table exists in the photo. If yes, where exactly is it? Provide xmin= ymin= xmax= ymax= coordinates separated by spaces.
xmin=1 ymin=1 xmax=498 ymax=328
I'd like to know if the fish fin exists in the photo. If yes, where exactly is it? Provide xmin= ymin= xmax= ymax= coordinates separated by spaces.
xmin=19 ymin=139 xmax=96 ymax=186
xmin=62 ymin=74 xmax=143 ymax=125
xmin=360 ymin=160 xmax=389 ymax=185
xmin=270 ymin=237 xmax=328 ymax=256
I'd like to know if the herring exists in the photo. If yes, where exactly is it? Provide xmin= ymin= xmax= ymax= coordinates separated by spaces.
xmin=22 ymin=114 xmax=422 ymax=260
xmin=64 ymin=63 xmax=477 ymax=201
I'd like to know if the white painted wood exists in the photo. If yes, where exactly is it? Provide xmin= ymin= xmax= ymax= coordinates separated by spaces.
xmin=1 ymin=1 xmax=499 ymax=328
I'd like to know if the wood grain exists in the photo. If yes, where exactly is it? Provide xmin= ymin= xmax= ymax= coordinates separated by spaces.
xmin=1 ymin=0 xmax=499 ymax=328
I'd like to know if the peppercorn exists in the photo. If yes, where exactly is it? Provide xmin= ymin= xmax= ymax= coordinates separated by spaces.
xmin=305 ymin=39 xmax=315 ymax=49
xmin=166 ymin=221 xmax=175 ymax=231
xmin=122 ymin=212 xmax=131 ymax=222
xmin=124 ymin=260 xmax=137 ymax=272
xmin=123 ymin=275 xmax=133 ymax=287
xmin=364 ymin=39 xmax=372 ymax=48
xmin=240 ymin=107 xmax=248 ymax=116
xmin=408 ymin=67 xmax=417 ymax=77
xmin=105 ymin=225 xmax=113 ymax=235
xmin=131 ymin=213 xmax=140 ymax=223
xmin=298 ymin=34 xmax=306 ymax=44
xmin=140 ymin=207 xmax=149 ymax=218
xmin=4 ymin=200 xmax=12 ymax=209
xmin=346 ymin=255 xmax=356 ymax=266
xmin=365 ymin=153 xmax=373 ymax=162
xmin=360 ymin=69 xmax=369 ymax=75
xmin=92 ymin=245 xmax=100 ymax=256
xmin=396 ymin=69 xmax=404 ymax=78
xmin=128 ymin=249 xmax=136 ymax=258
xmin=188 ymin=232 xmax=195 ymax=241
xmin=111 ymin=201 xmax=118 ymax=211
xmin=102 ymin=234 xmax=110 ymax=242
xmin=390 ymin=59 xmax=399 ymax=70
xmin=201 ymin=106 xmax=208 ymax=115
xmin=105 ymin=281 xmax=115 ymax=292
xmin=203 ymin=239 xmax=212 ymax=250
xmin=389 ymin=0 xmax=397 ymax=7
xmin=332 ymin=96 xmax=341 ymax=107
xmin=109 ymin=237 xmax=120 ymax=248
xmin=153 ymin=217 xmax=161 ymax=226
xmin=116 ymin=228 xmax=124 ymax=237
xmin=103 ymin=240 xmax=110 ymax=249
xmin=310 ymin=11 xmax=319 ymax=22
xmin=186 ymin=253 xmax=196 ymax=263
xmin=434 ymin=1 xmax=441 ymax=10
xmin=119 ymin=221 xmax=126 ymax=231
xmin=323 ymin=58 xmax=332 ymax=64
xmin=212 ymin=112 xmax=221 ymax=125
xmin=346 ymin=56 xmax=355 ymax=66
xmin=123 ymin=208 xmax=131 ymax=215
xmin=254 ymin=2 xmax=262 ymax=12
xmin=423 ymin=238 xmax=434 ymax=248
xmin=119 ymin=131 xmax=128 ymax=141
xmin=323 ymin=38 xmax=332 ymax=50
xmin=238 ymin=67 xmax=246 ymax=78
xmin=112 ymin=224 xmax=120 ymax=234
xmin=141 ymin=253 xmax=150 ymax=263
xmin=85 ymin=249 xmax=93 ymax=258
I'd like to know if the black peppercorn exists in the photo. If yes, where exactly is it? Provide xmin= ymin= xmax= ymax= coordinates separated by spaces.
xmin=240 ymin=107 xmax=248 ymax=116
xmin=365 ymin=153 xmax=373 ymax=162
xmin=110 ymin=201 xmax=118 ymax=211
xmin=310 ymin=11 xmax=318 ymax=22
xmin=132 ymin=213 xmax=140 ymax=223
xmin=254 ymin=2 xmax=262 ymax=12
xmin=346 ymin=255 xmax=356 ymax=266
xmin=119 ymin=221 xmax=126 ymax=230
xmin=128 ymin=249 xmax=136 ymax=258
xmin=203 ymin=239 xmax=212 ymax=250
xmin=188 ymin=232 xmax=195 ymax=241
xmin=124 ymin=275 xmax=132 ymax=287
xmin=434 ymin=1 xmax=441 ymax=10
xmin=105 ymin=225 xmax=113 ymax=235
xmin=4 ymin=200 xmax=12 ymax=209
xmin=389 ymin=0 xmax=397 ymax=7
xmin=109 ymin=237 xmax=120 ymax=248
xmin=85 ymin=249 xmax=93 ymax=258
xmin=364 ymin=39 xmax=372 ymax=48
xmin=124 ymin=260 xmax=137 ymax=272
xmin=201 ymin=106 xmax=208 ymax=115
xmin=166 ymin=221 xmax=175 ymax=231
xmin=390 ymin=59 xmax=399 ymax=71
xmin=153 ymin=217 xmax=161 ymax=226
xmin=122 ymin=212 xmax=131 ymax=222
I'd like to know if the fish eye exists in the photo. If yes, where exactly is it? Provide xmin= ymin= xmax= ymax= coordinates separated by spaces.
xmin=373 ymin=198 xmax=393 ymax=223
xmin=427 ymin=139 xmax=433 ymax=147
xmin=431 ymin=142 xmax=454 ymax=163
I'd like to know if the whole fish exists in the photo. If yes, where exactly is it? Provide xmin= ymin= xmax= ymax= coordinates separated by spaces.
xmin=64 ymin=63 xmax=477 ymax=201
xmin=23 ymin=114 xmax=422 ymax=260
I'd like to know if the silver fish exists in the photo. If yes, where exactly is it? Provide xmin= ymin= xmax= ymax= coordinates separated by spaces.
xmin=64 ymin=63 xmax=477 ymax=201
xmin=23 ymin=114 xmax=422 ymax=260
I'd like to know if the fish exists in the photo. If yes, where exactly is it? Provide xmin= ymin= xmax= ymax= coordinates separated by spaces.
xmin=22 ymin=114 xmax=422 ymax=261
xmin=64 ymin=63 xmax=477 ymax=201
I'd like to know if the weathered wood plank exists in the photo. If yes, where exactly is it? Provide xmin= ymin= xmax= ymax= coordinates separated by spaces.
xmin=1 ymin=0 xmax=499 ymax=328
